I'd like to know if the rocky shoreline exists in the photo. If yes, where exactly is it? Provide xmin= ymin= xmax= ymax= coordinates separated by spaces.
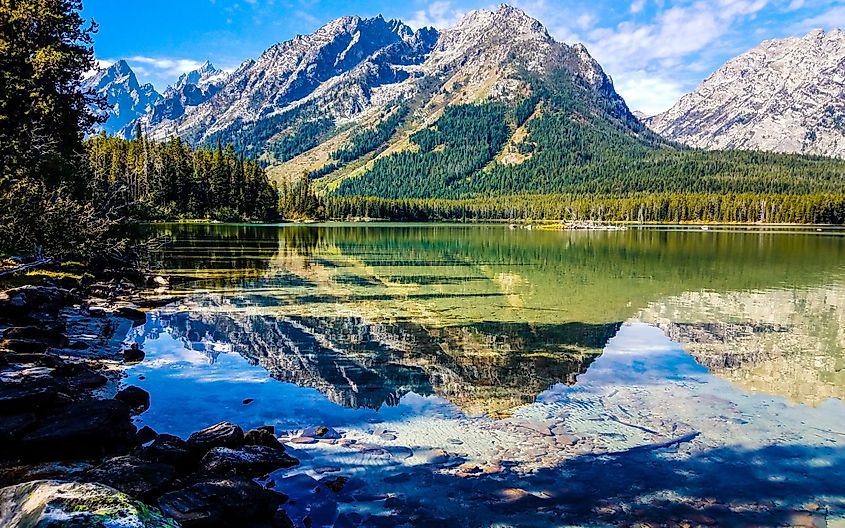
xmin=0 ymin=272 xmax=311 ymax=527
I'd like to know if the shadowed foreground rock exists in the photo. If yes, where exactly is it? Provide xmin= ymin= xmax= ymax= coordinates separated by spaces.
xmin=158 ymin=478 xmax=286 ymax=527
xmin=187 ymin=421 xmax=244 ymax=452
xmin=20 ymin=400 xmax=137 ymax=460
xmin=84 ymin=455 xmax=176 ymax=500
xmin=200 ymin=445 xmax=299 ymax=477
xmin=139 ymin=433 xmax=195 ymax=469
xmin=0 ymin=480 xmax=180 ymax=527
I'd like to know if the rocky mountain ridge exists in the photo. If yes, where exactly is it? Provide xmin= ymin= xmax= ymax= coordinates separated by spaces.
xmin=94 ymin=4 xmax=636 ymax=183
xmin=647 ymin=28 xmax=845 ymax=159
xmin=83 ymin=60 xmax=162 ymax=136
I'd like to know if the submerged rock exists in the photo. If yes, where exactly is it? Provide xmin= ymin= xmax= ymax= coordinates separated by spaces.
xmin=187 ymin=421 xmax=244 ymax=452
xmin=0 ymin=479 xmax=179 ymax=527
xmin=85 ymin=455 xmax=176 ymax=500
xmin=303 ymin=425 xmax=341 ymax=439
xmin=244 ymin=426 xmax=285 ymax=451
xmin=123 ymin=344 xmax=145 ymax=364
xmin=20 ymin=399 xmax=137 ymax=460
xmin=115 ymin=385 xmax=151 ymax=414
xmin=200 ymin=445 xmax=299 ymax=477
xmin=158 ymin=478 xmax=285 ymax=527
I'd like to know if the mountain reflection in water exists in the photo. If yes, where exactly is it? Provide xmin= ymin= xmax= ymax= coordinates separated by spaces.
xmin=140 ymin=307 xmax=619 ymax=417
xmin=134 ymin=223 xmax=845 ymax=412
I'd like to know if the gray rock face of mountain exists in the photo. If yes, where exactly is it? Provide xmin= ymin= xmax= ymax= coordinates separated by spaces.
xmin=148 ymin=15 xmax=437 ymax=144
xmin=646 ymin=29 xmax=845 ymax=159
xmin=126 ymin=61 xmax=229 ymax=137
xmin=137 ymin=5 xmax=626 ymax=150
xmin=83 ymin=60 xmax=161 ymax=136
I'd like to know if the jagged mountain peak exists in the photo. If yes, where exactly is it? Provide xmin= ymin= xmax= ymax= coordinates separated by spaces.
xmin=115 ymin=4 xmax=635 ymax=175
xmin=449 ymin=4 xmax=550 ymax=39
xmin=88 ymin=59 xmax=139 ymax=90
xmin=173 ymin=61 xmax=226 ymax=92
xmin=647 ymin=27 xmax=845 ymax=158
xmin=111 ymin=59 xmax=133 ymax=76
xmin=84 ymin=59 xmax=161 ymax=136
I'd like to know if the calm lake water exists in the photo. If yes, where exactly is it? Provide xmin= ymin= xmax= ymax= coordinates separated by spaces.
xmin=126 ymin=223 xmax=845 ymax=527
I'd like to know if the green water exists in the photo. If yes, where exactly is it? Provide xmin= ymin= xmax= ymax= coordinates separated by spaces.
xmin=126 ymin=223 xmax=845 ymax=525
xmin=136 ymin=222 xmax=845 ymax=409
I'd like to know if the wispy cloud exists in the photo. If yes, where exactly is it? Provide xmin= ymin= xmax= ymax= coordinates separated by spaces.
xmin=407 ymin=0 xmax=466 ymax=29
xmin=614 ymin=72 xmax=687 ymax=116
xmin=791 ymin=5 xmax=845 ymax=32
xmin=501 ymin=0 xmax=788 ymax=113
xmin=127 ymin=56 xmax=206 ymax=78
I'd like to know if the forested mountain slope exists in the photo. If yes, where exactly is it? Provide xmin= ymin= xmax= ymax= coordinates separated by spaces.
xmin=93 ymin=5 xmax=845 ymax=204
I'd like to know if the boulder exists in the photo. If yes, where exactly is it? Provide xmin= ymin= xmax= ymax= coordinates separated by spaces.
xmin=117 ymin=306 xmax=148 ymax=325
xmin=200 ymin=445 xmax=299 ymax=477
xmin=2 ymin=352 xmax=64 ymax=368
xmin=115 ymin=385 xmax=151 ymax=414
xmin=51 ymin=363 xmax=107 ymax=390
xmin=0 ymin=413 xmax=37 ymax=445
xmin=0 ymin=286 xmax=71 ymax=316
xmin=244 ymin=427 xmax=285 ymax=451
xmin=0 ymin=377 xmax=63 ymax=414
xmin=20 ymin=400 xmax=137 ymax=460
xmin=137 ymin=425 xmax=158 ymax=444
xmin=85 ymin=455 xmax=176 ymax=500
xmin=146 ymin=275 xmax=170 ymax=288
xmin=0 ymin=338 xmax=51 ymax=354
xmin=0 ymin=461 xmax=93 ymax=488
xmin=158 ymin=479 xmax=285 ymax=528
xmin=0 ymin=480 xmax=179 ymax=527
xmin=140 ymin=434 xmax=195 ymax=470
xmin=187 ymin=422 xmax=244 ymax=452
xmin=3 ymin=325 xmax=66 ymax=346
xmin=123 ymin=344 xmax=145 ymax=363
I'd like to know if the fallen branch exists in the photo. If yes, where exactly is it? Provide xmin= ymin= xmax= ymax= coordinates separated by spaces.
xmin=0 ymin=258 xmax=52 ymax=277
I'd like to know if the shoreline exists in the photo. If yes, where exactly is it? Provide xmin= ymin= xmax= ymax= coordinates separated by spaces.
xmin=0 ymin=270 xmax=302 ymax=527
xmin=139 ymin=218 xmax=845 ymax=229
xmin=2 ymin=247 xmax=844 ymax=527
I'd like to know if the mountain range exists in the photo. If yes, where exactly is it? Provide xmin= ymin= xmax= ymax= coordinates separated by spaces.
xmin=85 ymin=5 xmax=845 ymax=200
xmin=647 ymin=28 xmax=845 ymax=159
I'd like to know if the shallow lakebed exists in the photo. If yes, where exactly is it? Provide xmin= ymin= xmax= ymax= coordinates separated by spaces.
xmin=124 ymin=223 xmax=845 ymax=526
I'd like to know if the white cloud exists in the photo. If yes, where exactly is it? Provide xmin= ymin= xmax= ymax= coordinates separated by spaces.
xmin=791 ymin=5 xmax=845 ymax=32
xmin=406 ymin=0 xmax=466 ymax=29
xmin=82 ymin=59 xmax=116 ymax=79
xmin=613 ymin=72 xmax=687 ymax=115
xmin=630 ymin=0 xmax=647 ymax=14
xmin=127 ymin=56 xmax=206 ymax=78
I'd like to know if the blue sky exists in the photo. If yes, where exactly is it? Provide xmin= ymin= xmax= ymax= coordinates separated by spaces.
xmin=82 ymin=0 xmax=845 ymax=114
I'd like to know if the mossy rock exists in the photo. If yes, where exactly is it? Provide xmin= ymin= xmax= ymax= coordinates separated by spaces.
xmin=0 ymin=480 xmax=180 ymax=527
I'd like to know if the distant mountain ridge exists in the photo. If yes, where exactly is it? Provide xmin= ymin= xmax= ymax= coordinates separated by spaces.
xmin=93 ymin=5 xmax=639 ymax=162
xmin=83 ymin=60 xmax=161 ymax=136
xmin=647 ymin=28 xmax=845 ymax=159
xmin=88 ymin=5 xmax=845 ymax=202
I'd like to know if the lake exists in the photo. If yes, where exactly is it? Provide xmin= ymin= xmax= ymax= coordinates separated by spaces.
xmin=126 ymin=223 xmax=845 ymax=527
